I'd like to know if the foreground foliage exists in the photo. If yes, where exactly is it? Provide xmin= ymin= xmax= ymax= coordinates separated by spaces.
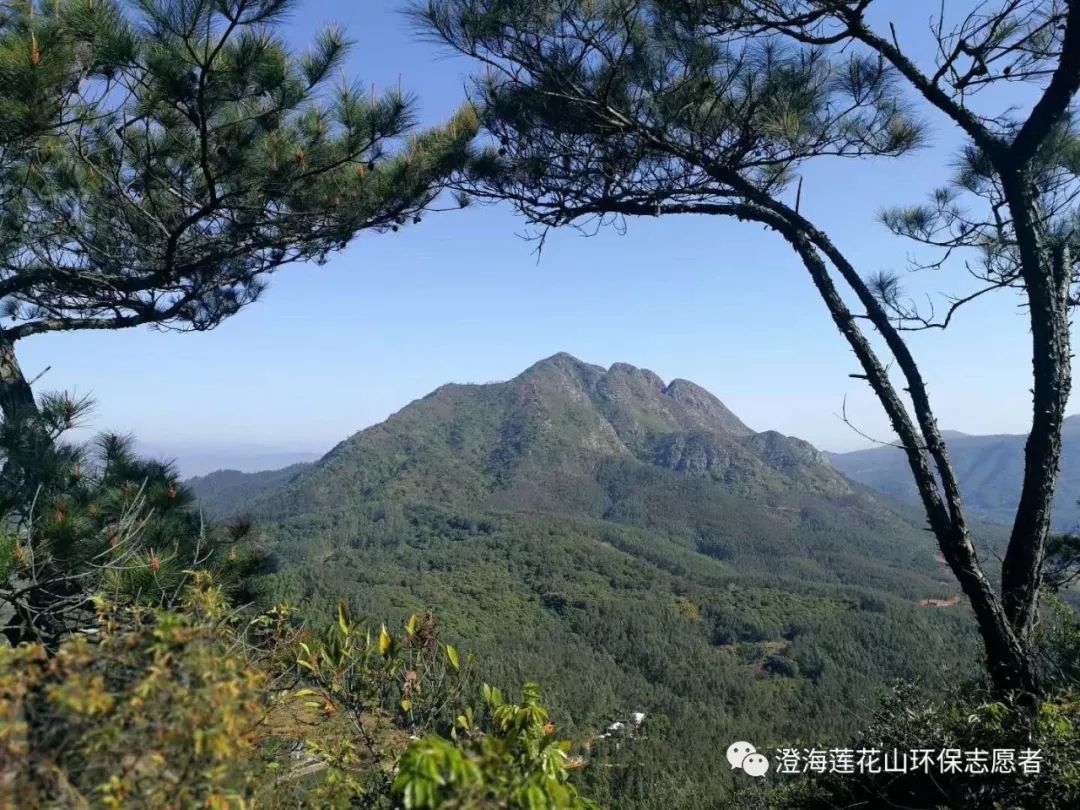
xmin=0 ymin=394 xmax=262 ymax=646
xmin=0 ymin=572 xmax=595 ymax=809
xmin=726 ymin=684 xmax=1080 ymax=810
xmin=1 ymin=576 xmax=276 ymax=809
xmin=0 ymin=415 xmax=595 ymax=809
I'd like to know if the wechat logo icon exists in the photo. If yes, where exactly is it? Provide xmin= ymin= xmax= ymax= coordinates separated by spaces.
xmin=726 ymin=741 xmax=770 ymax=777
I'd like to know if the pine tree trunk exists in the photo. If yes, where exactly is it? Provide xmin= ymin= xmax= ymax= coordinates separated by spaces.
xmin=0 ymin=334 xmax=47 ymax=508
xmin=920 ymin=519 xmax=1042 ymax=702
xmin=971 ymin=590 xmax=1043 ymax=702
xmin=0 ymin=335 xmax=37 ymax=426
xmin=988 ymin=642 xmax=1042 ymax=703
xmin=994 ymin=176 xmax=1070 ymax=701
xmin=1000 ymin=239 xmax=1071 ymax=648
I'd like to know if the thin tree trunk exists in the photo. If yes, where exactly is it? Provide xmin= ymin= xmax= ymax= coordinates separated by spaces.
xmin=775 ymin=224 xmax=1043 ymax=700
xmin=0 ymin=333 xmax=47 ymax=510
xmin=999 ymin=175 xmax=1071 ymax=647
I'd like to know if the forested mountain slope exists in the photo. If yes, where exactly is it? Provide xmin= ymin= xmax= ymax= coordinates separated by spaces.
xmin=187 ymin=462 xmax=312 ymax=520
xmin=193 ymin=354 xmax=985 ymax=808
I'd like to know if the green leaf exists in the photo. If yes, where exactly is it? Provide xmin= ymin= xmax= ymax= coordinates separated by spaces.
xmin=445 ymin=644 xmax=460 ymax=670
xmin=337 ymin=599 xmax=350 ymax=634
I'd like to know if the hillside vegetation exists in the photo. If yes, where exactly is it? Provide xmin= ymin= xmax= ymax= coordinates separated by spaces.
xmin=194 ymin=354 xmax=987 ymax=807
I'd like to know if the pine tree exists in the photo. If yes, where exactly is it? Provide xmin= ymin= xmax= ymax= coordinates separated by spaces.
xmin=0 ymin=0 xmax=476 ymax=427
xmin=0 ymin=392 xmax=266 ymax=645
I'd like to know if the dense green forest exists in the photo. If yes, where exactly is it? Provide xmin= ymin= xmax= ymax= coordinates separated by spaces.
xmin=194 ymin=354 xmax=993 ymax=807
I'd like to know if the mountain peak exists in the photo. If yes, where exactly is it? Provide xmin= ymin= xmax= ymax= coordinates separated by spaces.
xmin=516 ymin=356 xmax=753 ymax=439
xmin=524 ymin=352 xmax=603 ymax=375
xmin=207 ymin=352 xmax=860 ymax=525
xmin=516 ymin=353 xmax=608 ymax=400
xmin=607 ymin=361 xmax=666 ymax=391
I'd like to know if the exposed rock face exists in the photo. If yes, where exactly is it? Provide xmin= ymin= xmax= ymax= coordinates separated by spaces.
xmin=663 ymin=378 xmax=754 ymax=437
xmin=751 ymin=431 xmax=831 ymax=473
xmin=501 ymin=354 xmax=850 ymax=497
xmin=653 ymin=432 xmax=734 ymax=475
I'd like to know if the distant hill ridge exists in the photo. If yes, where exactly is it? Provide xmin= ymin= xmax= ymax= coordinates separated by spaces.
xmin=186 ymin=463 xmax=313 ymax=520
xmin=828 ymin=415 xmax=1080 ymax=532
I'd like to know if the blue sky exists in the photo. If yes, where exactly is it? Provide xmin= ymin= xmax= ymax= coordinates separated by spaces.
xmin=20 ymin=1 xmax=1068 ymax=475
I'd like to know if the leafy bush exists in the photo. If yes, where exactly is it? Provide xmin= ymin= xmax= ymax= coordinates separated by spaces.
xmin=0 ymin=574 xmax=597 ymax=809
xmin=0 ymin=573 xmax=280 ymax=808
xmin=396 ymin=682 xmax=598 ymax=809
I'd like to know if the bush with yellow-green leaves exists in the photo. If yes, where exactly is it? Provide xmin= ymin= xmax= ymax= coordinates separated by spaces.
xmin=0 ymin=571 xmax=598 ymax=809
xmin=1 ymin=573 xmax=282 ymax=809
xmin=396 ymin=682 xmax=599 ymax=810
